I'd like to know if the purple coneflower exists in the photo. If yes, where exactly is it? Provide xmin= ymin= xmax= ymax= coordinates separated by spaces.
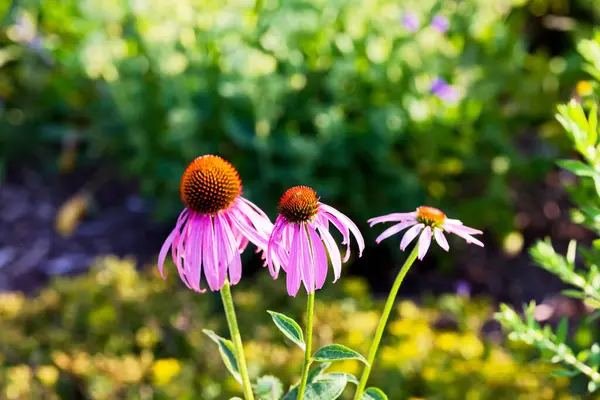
xmin=267 ymin=186 xmax=365 ymax=297
xmin=431 ymin=15 xmax=450 ymax=33
xmin=368 ymin=206 xmax=484 ymax=260
xmin=402 ymin=12 xmax=420 ymax=32
xmin=430 ymin=78 xmax=459 ymax=103
xmin=158 ymin=155 xmax=273 ymax=292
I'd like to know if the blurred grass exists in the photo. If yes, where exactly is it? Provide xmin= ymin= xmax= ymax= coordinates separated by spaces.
xmin=0 ymin=256 xmax=578 ymax=399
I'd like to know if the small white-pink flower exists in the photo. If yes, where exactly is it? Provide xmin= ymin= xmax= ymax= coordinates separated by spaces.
xmin=368 ymin=206 xmax=483 ymax=260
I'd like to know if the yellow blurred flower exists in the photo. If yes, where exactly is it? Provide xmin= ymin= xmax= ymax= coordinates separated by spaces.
xmin=152 ymin=358 xmax=182 ymax=386
xmin=36 ymin=365 xmax=59 ymax=387
xmin=55 ymin=192 xmax=90 ymax=237
xmin=576 ymin=80 xmax=593 ymax=97
xmin=0 ymin=293 xmax=25 ymax=318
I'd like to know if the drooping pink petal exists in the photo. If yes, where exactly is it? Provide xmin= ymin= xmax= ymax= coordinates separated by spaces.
xmin=375 ymin=221 xmax=417 ymax=244
xmin=444 ymin=219 xmax=483 ymax=235
xmin=216 ymin=213 xmax=241 ymax=286
xmin=418 ymin=226 xmax=432 ymax=260
xmin=202 ymin=215 xmax=220 ymax=291
xmin=235 ymin=197 xmax=274 ymax=239
xmin=228 ymin=206 xmax=270 ymax=251
xmin=400 ymin=223 xmax=424 ymax=250
xmin=320 ymin=204 xmax=365 ymax=257
xmin=445 ymin=225 xmax=484 ymax=247
xmin=434 ymin=227 xmax=449 ymax=251
xmin=299 ymin=224 xmax=315 ymax=293
xmin=158 ymin=227 xmax=178 ymax=279
xmin=187 ymin=213 xmax=204 ymax=292
xmin=316 ymin=222 xmax=342 ymax=282
xmin=267 ymin=216 xmax=287 ymax=277
xmin=287 ymin=224 xmax=303 ymax=297
xmin=367 ymin=212 xmax=418 ymax=226
xmin=308 ymin=223 xmax=328 ymax=290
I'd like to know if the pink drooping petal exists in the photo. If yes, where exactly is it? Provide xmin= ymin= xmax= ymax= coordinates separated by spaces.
xmin=400 ymin=223 xmax=424 ymax=250
xmin=202 ymin=215 xmax=220 ymax=291
xmin=175 ymin=221 xmax=193 ymax=290
xmin=434 ymin=227 xmax=449 ymax=251
xmin=235 ymin=197 xmax=274 ymax=240
xmin=308 ymin=223 xmax=328 ymax=290
xmin=316 ymin=221 xmax=342 ymax=282
xmin=267 ymin=216 xmax=287 ymax=277
xmin=228 ymin=207 xmax=270 ymax=251
xmin=187 ymin=213 xmax=204 ymax=292
xmin=299 ymin=224 xmax=315 ymax=293
xmin=320 ymin=203 xmax=365 ymax=262
xmin=444 ymin=219 xmax=483 ymax=235
xmin=367 ymin=212 xmax=418 ymax=227
xmin=287 ymin=224 xmax=303 ymax=297
xmin=158 ymin=227 xmax=178 ymax=279
xmin=418 ymin=226 xmax=432 ymax=260
xmin=445 ymin=225 xmax=484 ymax=247
xmin=216 ymin=213 xmax=242 ymax=286
xmin=375 ymin=221 xmax=417 ymax=244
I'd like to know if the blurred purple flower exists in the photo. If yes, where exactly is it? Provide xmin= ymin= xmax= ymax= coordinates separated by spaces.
xmin=402 ymin=12 xmax=420 ymax=32
xmin=431 ymin=15 xmax=450 ymax=33
xmin=431 ymin=78 xmax=459 ymax=103
xmin=455 ymin=280 xmax=471 ymax=297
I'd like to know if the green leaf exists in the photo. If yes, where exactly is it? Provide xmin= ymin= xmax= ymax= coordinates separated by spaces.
xmin=550 ymin=369 xmax=580 ymax=378
xmin=267 ymin=310 xmax=305 ymax=350
xmin=588 ymin=380 xmax=600 ymax=393
xmin=202 ymin=329 xmax=242 ymax=383
xmin=254 ymin=375 xmax=284 ymax=400
xmin=320 ymin=372 xmax=359 ymax=385
xmin=281 ymin=375 xmax=348 ymax=400
xmin=562 ymin=289 xmax=586 ymax=299
xmin=557 ymin=160 xmax=598 ymax=178
xmin=360 ymin=387 xmax=389 ymax=400
xmin=307 ymin=362 xmax=331 ymax=382
xmin=556 ymin=317 xmax=568 ymax=343
xmin=313 ymin=344 xmax=369 ymax=365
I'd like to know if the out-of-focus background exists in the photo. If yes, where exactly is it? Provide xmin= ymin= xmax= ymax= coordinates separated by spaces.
xmin=2 ymin=0 xmax=600 ymax=398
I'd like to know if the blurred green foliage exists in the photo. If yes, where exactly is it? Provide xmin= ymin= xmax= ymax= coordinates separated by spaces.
xmin=496 ymin=32 xmax=600 ymax=396
xmin=0 ymin=0 xmax=576 ymax=239
xmin=0 ymin=256 xmax=577 ymax=399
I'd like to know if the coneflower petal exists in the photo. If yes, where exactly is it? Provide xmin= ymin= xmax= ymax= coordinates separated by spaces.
xmin=308 ymin=223 xmax=328 ymax=290
xmin=287 ymin=224 xmax=303 ymax=297
xmin=376 ymin=221 xmax=417 ymax=244
xmin=317 ymin=222 xmax=342 ymax=282
xmin=367 ymin=212 xmax=417 ymax=226
xmin=418 ymin=226 xmax=432 ymax=260
xmin=400 ymin=224 xmax=424 ymax=250
xmin=434 ymin=227 xmax=449 ymax=251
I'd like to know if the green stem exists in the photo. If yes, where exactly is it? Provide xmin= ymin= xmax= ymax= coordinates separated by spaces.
xmin=297 ymin=291 xmax=315 ymax=399
xmin=353 ymin=245 xmax=419 ymax=399
xmin=220 ymin=281 xmax=255 ymax=400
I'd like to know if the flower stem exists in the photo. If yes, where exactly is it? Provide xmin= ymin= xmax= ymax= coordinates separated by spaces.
xmin=220 ymin=281 xmax=255 ymax=400
xmin=297 ymin=291 xmax=315 ymax=399
xmin=353 ymin=245 xmax=419 ymax=399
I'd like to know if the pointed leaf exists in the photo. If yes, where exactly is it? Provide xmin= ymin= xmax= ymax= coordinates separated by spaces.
xmin=313 ymin=344 xmax=368 ymax=365
xmin=203 ymin=329 xmax=242 ymax=383
xmin=556 ymin=317 xmax=568 ymax=343
xmin=307 ymin=362 xmax=331 ymax=383
xmin=254 ymin=375 xmax=284 ymax=400
xmin=557 ymin=160 xmax=598 ymax=177
xmin=268 ymin=310 xmax=306 ymax=350
xmin=562 ymin=289 xmax=586 ymax=299
xmin=361 ymin=387 xmax=389 ymax=400
xmin=282 ymin=375 xmax=348 ymax=400
xmin=320 ymin=372 xmax=359 ymax=385
xmin=551 ymin=369 xmax=580 ymax=378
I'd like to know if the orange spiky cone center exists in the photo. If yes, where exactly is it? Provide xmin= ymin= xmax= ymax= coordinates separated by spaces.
xmin=278 ymin=186 xmax=319 ymax=223
xmin=416 ymin=206 xmax=446 ymax=227
xmin=179 ymin=155 xmax=242 ymax=214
